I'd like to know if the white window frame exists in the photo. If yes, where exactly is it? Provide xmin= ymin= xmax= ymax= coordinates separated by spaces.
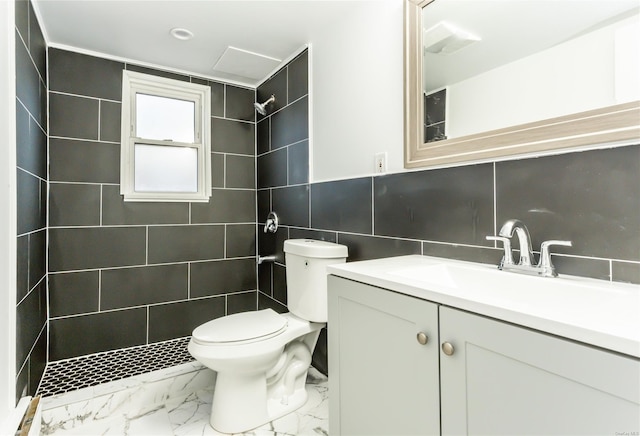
xmin=120 ymin=70 xmax=211 ymax=202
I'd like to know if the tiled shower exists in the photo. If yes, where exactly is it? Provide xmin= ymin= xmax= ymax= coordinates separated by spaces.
xmin=14 ymin=0 xmax=640 ymax=406
xmin=47 ymin=48 xmax=258 ymax=363
xmin=15 ymin=0 xmax=47 ymax=403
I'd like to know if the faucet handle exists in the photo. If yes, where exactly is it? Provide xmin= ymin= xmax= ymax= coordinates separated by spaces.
xmin=486 ymin=235 xmax=510 ymax=245
xmin=486 ymin=235 xmax=514 ymax=268
xmin=263 ymin=211 xmax=279 ymax=234
xmin=538 ymin=240 xmax=572 ymax=277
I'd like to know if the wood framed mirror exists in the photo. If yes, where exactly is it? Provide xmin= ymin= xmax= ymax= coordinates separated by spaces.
xmin=404 ymin=0 xmax=640 ymax=169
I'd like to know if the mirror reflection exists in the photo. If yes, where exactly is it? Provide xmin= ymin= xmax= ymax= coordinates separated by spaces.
xmin=422 ymin=0 xmax=640 ymax=143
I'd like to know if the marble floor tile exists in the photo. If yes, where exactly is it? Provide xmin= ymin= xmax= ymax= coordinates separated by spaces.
xmin=41 ymin=365 xmax=329 ymax=436
xmin=126 ymin=406 xmax=175 ymax=436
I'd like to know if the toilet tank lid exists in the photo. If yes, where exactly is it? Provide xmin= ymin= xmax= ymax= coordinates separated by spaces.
xmin=284 ymin=239 xmax=348 ymax=258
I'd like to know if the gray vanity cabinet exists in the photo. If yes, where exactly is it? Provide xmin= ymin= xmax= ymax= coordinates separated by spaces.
xmin=327 ymin=275 xmax=440 ymax=436
xmin=440 ymin=306 xmax=640 ymax=435
xmin=328 ymin=275 xmax=640 ymax=435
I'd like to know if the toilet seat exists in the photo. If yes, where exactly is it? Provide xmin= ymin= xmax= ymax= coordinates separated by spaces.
xmin=192 ymin=309 xmax=288 ymax=345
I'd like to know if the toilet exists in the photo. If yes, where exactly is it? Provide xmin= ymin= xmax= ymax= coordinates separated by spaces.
xmin=188 ymin=239 xmax=348 ymax=434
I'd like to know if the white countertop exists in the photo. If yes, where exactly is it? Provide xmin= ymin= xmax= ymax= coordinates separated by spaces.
xmin=328 ymin=255 xmax=640 ymax=358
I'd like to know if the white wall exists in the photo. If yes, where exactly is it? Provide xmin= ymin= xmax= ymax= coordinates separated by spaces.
xmin=309 ymin=3 xmax=638 ymax=182
xmin=615 ymin=19 xmax=640 ymax=103
xmin=447 ymin=14 xmax=639 ymax=138
xmin=0 ymin=0 xmax=18 ymax=430
xmin=310 ymin=0 xmax=405 ymax=182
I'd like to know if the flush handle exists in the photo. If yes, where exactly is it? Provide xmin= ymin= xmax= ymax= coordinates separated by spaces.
xmin=442 ymin=342 xmax=455 ymax=356
xmin=416 ymin=332 xmax=429 ymax=345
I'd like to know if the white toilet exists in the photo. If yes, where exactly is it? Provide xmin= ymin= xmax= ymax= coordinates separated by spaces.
xmin=188 ymin=239 xmax=348 ymax=434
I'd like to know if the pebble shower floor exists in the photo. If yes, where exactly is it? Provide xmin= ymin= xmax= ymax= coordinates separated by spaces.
xmin=37 ymin=337 xmax=194 ymax=397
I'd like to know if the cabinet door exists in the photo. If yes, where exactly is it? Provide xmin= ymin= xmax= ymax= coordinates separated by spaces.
xmin=328 ymin=276 xmax=440 ymax=436
xmin=440 ymin=306 xmax=640 ymax=436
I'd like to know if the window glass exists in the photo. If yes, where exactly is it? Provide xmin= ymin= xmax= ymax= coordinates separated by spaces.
xmin=134 ymin=144 xmax=198 ymax=192
xmin=135 ymin=93 xmax=195 ymax=143
xmin=121 ymin=71 xmax=211 ymax=202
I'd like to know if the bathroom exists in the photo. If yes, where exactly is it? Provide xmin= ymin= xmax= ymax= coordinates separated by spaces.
xmin=1 ymin=0 xmax=639 ymax=434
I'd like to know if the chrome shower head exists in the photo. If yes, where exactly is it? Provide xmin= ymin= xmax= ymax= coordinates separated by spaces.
xmin=254 ymin=95 xmax=276 ymax=115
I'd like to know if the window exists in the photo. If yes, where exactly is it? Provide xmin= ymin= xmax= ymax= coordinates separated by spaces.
xmin=120 ymin=71 xmax=211 ymax=202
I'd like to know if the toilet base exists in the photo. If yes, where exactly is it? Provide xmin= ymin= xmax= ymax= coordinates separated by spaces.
xmin=188 ymin=315 xmax=324 ymax=434
xmin=210 ymin=371 xmax=268 ymax=433
xmin=266 ymin=386 xmax=309 ymax=424
xmin=209 ymin=369 xmax=311 ymax=434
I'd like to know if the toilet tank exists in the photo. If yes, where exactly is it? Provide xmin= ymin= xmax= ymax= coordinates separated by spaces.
xmin=283 ymin=239 xmax=348 ymax=322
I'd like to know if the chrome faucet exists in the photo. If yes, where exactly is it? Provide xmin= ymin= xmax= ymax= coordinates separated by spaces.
xmin=487 ymin=219 xmax=572 ymax=277
xmin=499 ymin=219 xmax=535 ymax=266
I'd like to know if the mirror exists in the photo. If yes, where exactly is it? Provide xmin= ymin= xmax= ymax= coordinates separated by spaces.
xmin=404 ymin=0 xmax=640 ymax=169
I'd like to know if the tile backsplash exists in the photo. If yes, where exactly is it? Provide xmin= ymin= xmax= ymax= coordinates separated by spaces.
xmin=262 ymin=145 xmax=639 ymax=282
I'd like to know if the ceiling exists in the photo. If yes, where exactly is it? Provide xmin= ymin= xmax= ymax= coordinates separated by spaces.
xmin=423 ymin=0 xmax=640 ymax=92
xmin=33 ymin=0 xmax=639 ymax=91
xmin=33 ymin=0 xmax=371 ymax=88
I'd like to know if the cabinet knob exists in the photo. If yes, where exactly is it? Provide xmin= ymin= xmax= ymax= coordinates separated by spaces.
xmin=416 ymin=332 xmax=429 ymax=345
xmin=441 ymin=342 xmax=455 ymax=356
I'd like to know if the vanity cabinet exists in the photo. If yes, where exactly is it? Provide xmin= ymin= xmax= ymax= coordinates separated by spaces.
xmin=328 ymin=275 xmax=640 ymax=436
xmin=327 ymin=275 xmax=440 ymax=435
xmin=439 ymin=305 xmax=639 ymax=435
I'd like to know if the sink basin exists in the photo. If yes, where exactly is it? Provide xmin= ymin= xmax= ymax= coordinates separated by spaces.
xmin=388 ymin=262 xmax=518 ymax=291
xmin=386 ymin=259 xmax=621 ymax=302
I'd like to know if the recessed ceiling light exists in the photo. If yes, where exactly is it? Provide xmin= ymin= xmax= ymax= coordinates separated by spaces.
xmin=170 ymin=28 xmax=194 ymax=41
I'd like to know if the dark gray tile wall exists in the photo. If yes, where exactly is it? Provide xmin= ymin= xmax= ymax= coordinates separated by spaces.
xmin=15 ymin=0 xmax=47 ymax=402
xmin=257 ymin=50 xmax=335 ymax=372
xmin=256 ymin=49 xmax=639 ymax=376
xmin=495 ymin=148 xmax=640 ymax=261
xmin=374 ymin=164 xmax=494 ymax=245
xmin=303 ymin=146 xmax=639 ymax=278
xmin=48 ymin=48 xmax=258 ymax=361
xmin=257 ymin=50 xmax=311 ymax=314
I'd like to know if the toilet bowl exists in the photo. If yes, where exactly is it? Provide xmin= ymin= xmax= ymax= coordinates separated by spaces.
xmin=188 ymin=239 xmax=348 ymax=434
